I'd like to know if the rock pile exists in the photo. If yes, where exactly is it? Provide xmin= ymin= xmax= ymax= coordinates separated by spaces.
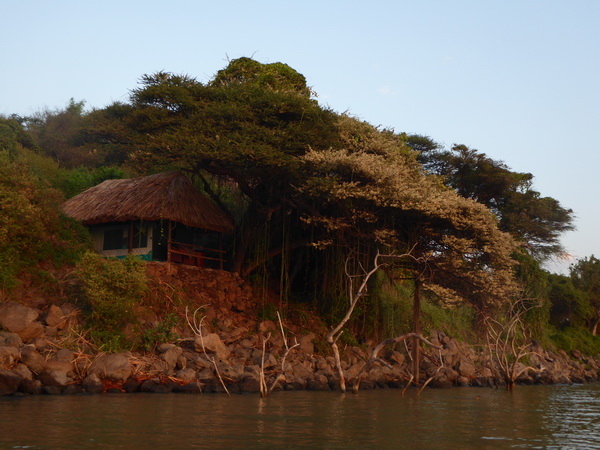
xmin=1 ymin=264 xmax=599 ymax=396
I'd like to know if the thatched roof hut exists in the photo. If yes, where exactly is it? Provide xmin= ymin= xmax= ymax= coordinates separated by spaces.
xmin=62 ymin=171 xmax=234 ymax=233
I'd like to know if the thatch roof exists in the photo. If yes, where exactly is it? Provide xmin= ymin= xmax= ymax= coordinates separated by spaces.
xmin=62 ymin=171 xmax=234 ymax=233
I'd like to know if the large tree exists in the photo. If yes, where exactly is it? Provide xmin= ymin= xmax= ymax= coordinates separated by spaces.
xmin=84 ymin=59 xmax=340 ymax=273
xmin=301 ymin=117 xmax=519 ymax=314
xmin=409 ymin=137 xmax=574 ymax=260
xmin=84 ymin=58 xmax=520 ymax=321
xmin=570 ymin=255 xmax=600 ymax=335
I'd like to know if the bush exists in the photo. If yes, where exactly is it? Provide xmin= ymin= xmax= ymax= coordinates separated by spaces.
xmin=75 ymin=252 xmax=148 ymax=348
xmin=550 ymin=326 xmax=600 ymax=356
xmin=141 ymin=313 xmax=179 ymax=351
xmin=0 ymin=150 xmax=89 ymax=289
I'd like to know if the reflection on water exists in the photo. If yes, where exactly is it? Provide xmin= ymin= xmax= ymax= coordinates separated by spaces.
xmin=1 ymin=384 xmax=599 ymax=449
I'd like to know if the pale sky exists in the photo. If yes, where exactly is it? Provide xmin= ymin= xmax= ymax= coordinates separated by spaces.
xmin=2 ymin=0 xmax=598 ymax=274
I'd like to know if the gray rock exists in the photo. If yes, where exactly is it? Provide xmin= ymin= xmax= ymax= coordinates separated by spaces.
xmin=42 ymin=385 xmax=62 ymax=395
xmin=140 ymin=378 xmax=171 ymax=393
xmin=457 ymin=359 xmax=478 ymax=378
xmin=39 ymin=359 xmax=72 ymax=386
xmin=175 ymin=367 xmax=196 ymax=382
xmin=0 ymin=331 xmax=22 ymax=347
xmin=196 ymin=368 xmax=215 ymax=381
xmin=0 ymin=346 xmax=19 ymax=369
xmin=0 ymin=369 xmax=22 ymax=395
xmin=0 ymin=302 xmax=39 ymax=333
xmin=299 ymin=333 xmax=316 ymax=354
xmin=344 ymin=363 xmax=364 ymax=381
xmin=88 ymin=353 xmax=132 ymax=382
xmin=12 ymin=363 xmax=33 ymax=381
xmin=20 ymin=379 xmax=43 ymax=395
xmin=259 ymin=320 xmax=277 ymax=333
xmin=390 ymin=351 xmax=406 ymax=366
xmin=239 ymin=374 xmax=261 ymax=393
xmin=55 ymin=348 xmax=74 ymax=362
xmin=161 ymin=346 xmax=183 ymax=368
xmin=457 ymin=376 xmax=470 ymax=386
xmin=195 ymin=333 xmax=230 ymax=360
xmin=83 ymin=373 xmax=104 ymax=394
xmin=17 ymin=322 xmax=45 ymax=342
xmin=20 ymin=346 xmax=46 ymax=374
xmin=45 ymin=305 xmax=66 ymax=329
xmin=307 ymin=374 xmax=330 ymax=391
xmin=157 ymin=343 xmax=176 ymax=353
xmin=172 ymin=382 xmax=202 ymax=394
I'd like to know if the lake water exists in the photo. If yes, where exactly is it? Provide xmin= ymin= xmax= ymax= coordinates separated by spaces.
xmin=1 ymin=384 xmax=600 ymax=449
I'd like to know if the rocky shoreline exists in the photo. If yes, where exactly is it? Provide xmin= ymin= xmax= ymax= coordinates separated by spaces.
xmin=2 ymin=304 xmax=599 ymax=397
xmin=2 ymin=264 xmax=599 ymax=396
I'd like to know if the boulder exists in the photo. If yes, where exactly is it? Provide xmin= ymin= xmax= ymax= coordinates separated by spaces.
xmin=172 ymin=382 xmax=202 ymax=394
xmin=291 ymin=361 xmax=314 ymax=382
xmin=55 ymin=348 xmax=74 ymax=362
xmin=140 ymin=378 xmax=170 ymax=393
xmin=20 ymin=379 xmax=43 ymax=395
xmin=39 ymin=359 xmax=72 ymax=387
xmin=390 ymin=351 xmax=406 ymax=366
xmin=0 ymin=331 xmax=22 ymax=347
xmin=160 ymin=345 xmax=183 ymax=369
xmin=0 ymin=369 xmax=22 ymax=395
xmin=0 ymin=302 xmax=39 ymax=333
xmin=457 ymin=359 xmax=478 ymax=378
xmin=45 ymin=305 xmax=67 ymax=329
xmin=299 ymin=333 xmax=316 ymax=354
xmin=307 ymin=374 xmax=330 ymax=391
xmin=195 ymin=334 xmax=230 ymax=360
xmin=17 ymin=322 xmax=45 ymax=342
xmin=82 ymin=373 xmax=104 ymax=394
xmin=88 ymin=353 xmax=132 ymax=382
xmin=344 ymin=363 xmax=364 ymax=381
xmin=20 ymin=346 xmax=46 ymax=374
xmin=259 ymin=320 xmax=277 ymax=333
xmin=123 ymin=377 xmax=141 ymax=393
xmin=0 ymin=346 xmax=19 ymax=369
xmin=12 ymin=363 xmax=33 ymax=381
xmin=175 ymin=367 xmax=197 ymax=383
xmin=239 ymin=373 xmax=261 ymax=393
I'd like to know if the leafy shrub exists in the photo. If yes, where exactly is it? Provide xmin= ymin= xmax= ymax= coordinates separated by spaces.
xmin=141 ymin=313 xmax=179 ymax=351
xmin=0 ymin=150 xmax=89 ymax=289
xmin=550 ymin=326 xmax=600 ymax=356
xmin=75 ymin=252 xmax=148 ymax=344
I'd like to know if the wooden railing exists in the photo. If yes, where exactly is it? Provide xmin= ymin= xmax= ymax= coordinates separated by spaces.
xmin=167 ymin=240 xmax=226 ymax=269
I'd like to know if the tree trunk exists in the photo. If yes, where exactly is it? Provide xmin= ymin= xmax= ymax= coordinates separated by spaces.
xmin=412 ymin=277 xmax=421 ymax=384
xmin=592 ymin=312 xmax=600 ymax=336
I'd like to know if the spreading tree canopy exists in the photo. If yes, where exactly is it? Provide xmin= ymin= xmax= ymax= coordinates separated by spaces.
xmin=410 ymin=136 xmax=574 ymax=260
xmin=82 ymin=58 xmax=561 ymax=315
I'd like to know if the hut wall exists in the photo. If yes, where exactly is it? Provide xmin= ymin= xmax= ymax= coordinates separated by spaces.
xmin=90 ymin=222 xmax=153 ymax=260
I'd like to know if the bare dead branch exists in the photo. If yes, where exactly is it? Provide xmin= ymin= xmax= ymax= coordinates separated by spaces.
xmin=185 ymin=306 xmax=230 ymax=396
xmin=351 ymin=333 xmax=442 ymax=393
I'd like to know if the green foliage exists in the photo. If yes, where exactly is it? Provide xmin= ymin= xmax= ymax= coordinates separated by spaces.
xmin=548 ymin=273 xmax=592 ymax=328
xmin=258 ymin=302 xmax=278 ymax=322
xmin=513 ymin=250 xmax=551 ymax=333
xmin=366 ymin=272 xmax=413 ymax=337
xmin=90 ymin=330 xmax=130 ymax=353
xmin=141 ymin=313 xmax=179 ymax=351
xmin=421 ymin=299 xmax=478 ymax=342
xmin=550 ymin=326 xmax=600 ymax=356
xmin=413 ymin=140 xmax=574 ymax=260
xmin=570 ymin=255 xmax=600 ymax=332
xmin=56 ymin=165 xmax=126 ymax=198
xmin=211 ymin=57 xmax=313 ymax=97
xmin=75 ymin=252 xmax=147 ymax=335
xmin=0 ymin=148 xmax=89 ymax=289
